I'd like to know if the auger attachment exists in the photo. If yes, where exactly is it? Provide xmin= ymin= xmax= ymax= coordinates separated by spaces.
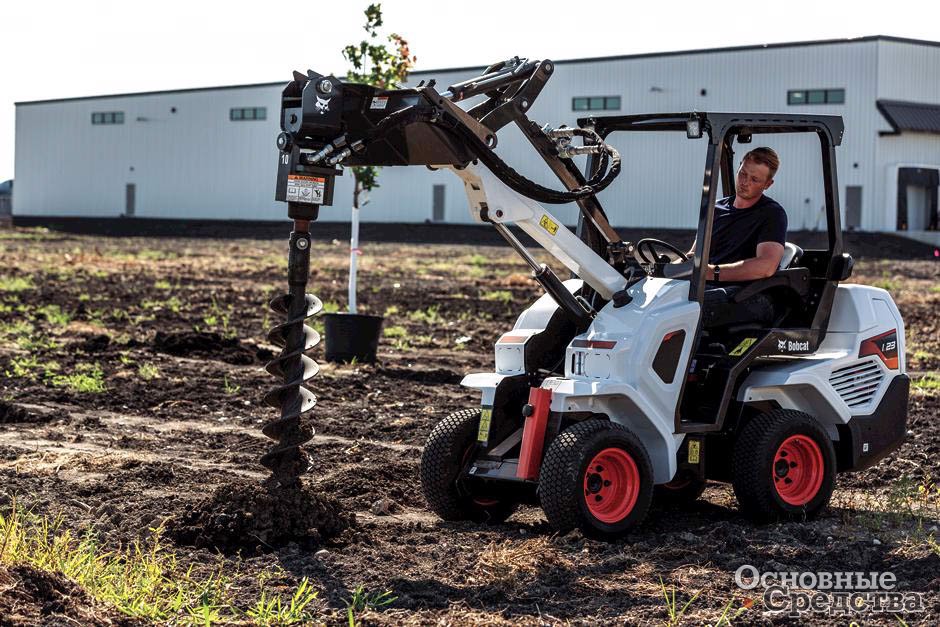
xmin=261 ymin=221 xmax=321 ymax=487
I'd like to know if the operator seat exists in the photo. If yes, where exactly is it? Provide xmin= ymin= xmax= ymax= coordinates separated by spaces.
xmin=701 ymin=242 xmax=806 ymax=330
xmin=779 ymin=242 xmax=803 ymax=270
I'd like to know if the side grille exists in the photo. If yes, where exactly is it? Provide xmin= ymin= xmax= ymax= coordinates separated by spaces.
xmin=829 ymin=359 xmax=884 ymax=409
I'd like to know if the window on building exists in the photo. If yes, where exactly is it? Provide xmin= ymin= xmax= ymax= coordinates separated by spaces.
xmin=572 ymin=96 xmax=621 ymax=111
xmin=787 ymin=89 xmax=845 ymax=106
xmin=230 ymin=107 xmax=267 ymax=121
xmin=91 ymin=111 xmax=125 ymax=125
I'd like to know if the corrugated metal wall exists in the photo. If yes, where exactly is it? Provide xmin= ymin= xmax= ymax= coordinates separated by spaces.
xmin=13 ymin=39 xmax=939 ymax=232
xmin=873 ymin=41 xmax=940 ymax=232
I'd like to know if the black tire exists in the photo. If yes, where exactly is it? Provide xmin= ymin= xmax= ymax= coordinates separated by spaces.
xmin=420 ymin=408 xmax=517 ymax=524
xmin=731 ymin=409 xmax=836 ymax=522
xmin=538 ymin=419 xmax=653 ymax=539
xmin=654 ymin=470 xmax=707 ymax=507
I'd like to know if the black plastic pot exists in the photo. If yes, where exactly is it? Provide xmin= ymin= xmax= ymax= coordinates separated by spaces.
xmin=322 ymin=312 xmax=383 ymax=363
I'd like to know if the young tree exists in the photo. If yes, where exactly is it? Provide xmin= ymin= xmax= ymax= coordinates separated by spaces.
xmin=341 ymin=4 xmax=416 ymax=313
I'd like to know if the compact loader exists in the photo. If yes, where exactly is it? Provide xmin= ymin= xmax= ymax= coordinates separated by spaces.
xmin=265 ymin=57 xmax=909 ymax=538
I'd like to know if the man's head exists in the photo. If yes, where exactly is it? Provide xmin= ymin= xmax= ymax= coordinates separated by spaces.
xmin=736 ymin=147 xmax=779 ymax=202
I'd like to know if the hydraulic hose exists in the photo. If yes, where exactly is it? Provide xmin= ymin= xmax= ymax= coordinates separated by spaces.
xmin=329 ymin=104 xmax=621 ymax=204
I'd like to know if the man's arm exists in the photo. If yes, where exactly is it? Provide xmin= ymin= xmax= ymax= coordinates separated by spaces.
xmin=706 ymin=241 xmax=784 ymax=281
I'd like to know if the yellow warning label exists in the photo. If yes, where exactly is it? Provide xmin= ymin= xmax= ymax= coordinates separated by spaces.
xmin=687 ymin=440 xmax=700 ymax=464
xmin=477 ymin=407 xmax=493 ymax=442
xmin=539 ymin=215 xmax=559 ymax=236
xmin=730 ymin=337 xmax=757 ymax=357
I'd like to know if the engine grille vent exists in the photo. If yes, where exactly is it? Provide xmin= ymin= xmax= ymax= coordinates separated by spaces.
xmin=829 ymin=359 xmax=884 ymax=409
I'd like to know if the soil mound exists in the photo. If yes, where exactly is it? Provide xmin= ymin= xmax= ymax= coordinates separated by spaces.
xmin=0 ymin=563 xmax=133 ymax=626
xmin=77 ymin=333 xmax=111 ymax=353
xmin=168 ymin=480 xmax=354 ymax=555
xmin=0 ymin=401 xmax=52 ymax=424
xmin=152 ymin=331 xmax=256 ymax=365
xmin=378 ymin=366 xmax=463 ymax=385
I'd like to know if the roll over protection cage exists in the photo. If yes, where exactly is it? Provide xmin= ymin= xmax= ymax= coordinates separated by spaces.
xmin=576 ymin=112 xmax=849 ymax=433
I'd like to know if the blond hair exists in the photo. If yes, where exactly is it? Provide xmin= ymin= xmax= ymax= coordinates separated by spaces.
xmin=743 ymin=147 xmax=780 ymax=179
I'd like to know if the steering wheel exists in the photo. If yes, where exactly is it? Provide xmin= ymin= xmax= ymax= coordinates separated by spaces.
xmin=633 ymin=238 xmax=690 ymax=265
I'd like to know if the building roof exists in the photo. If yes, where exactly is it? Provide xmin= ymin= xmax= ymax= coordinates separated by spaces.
xmin=15 ymin=35 xmax=940 ymax=107
xmin=877 ymin=100 xmax=940 ymax=135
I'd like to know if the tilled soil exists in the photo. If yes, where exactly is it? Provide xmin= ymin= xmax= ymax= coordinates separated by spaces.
xmin=0 ymin=229 xmax=938 ymax=625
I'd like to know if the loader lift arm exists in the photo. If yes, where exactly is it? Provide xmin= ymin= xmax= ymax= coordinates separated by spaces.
xmin=262 ymin=58 xmax=629 ymax=488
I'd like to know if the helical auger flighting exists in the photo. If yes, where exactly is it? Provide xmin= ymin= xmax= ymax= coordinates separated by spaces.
xmin=261 ymin=228 xmax=319 ymax=488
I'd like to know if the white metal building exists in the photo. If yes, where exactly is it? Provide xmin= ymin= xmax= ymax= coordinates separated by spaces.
xmin=13 ymin=36 xmax=940 ymax=240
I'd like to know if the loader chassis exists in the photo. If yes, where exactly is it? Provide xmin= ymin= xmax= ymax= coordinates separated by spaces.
xmin=270 ymin=58 xmax=910 ymax=538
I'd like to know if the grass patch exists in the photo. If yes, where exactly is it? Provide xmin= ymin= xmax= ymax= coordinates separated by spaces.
xmin=407 ymin=305 xmax=441 ymax=324
xmin=660 ymin=578 xmax=700 ymax=626
xmin=838 ymin=474 xmax=940 ymax=550
xmin=223 ymin=374 xmax=241 ymax=395
xmin=49 ymin=363 xmax=106 ymax=393
xmin=137 ymin=363 xmax=161 ymax=381
xmin=913 ymin=374 xmax=940 ymax=392
xmin=5 ymin=355 xmax=44 ymax=381
xmin=871 ymin=279 xmax=900 ymax=292
xmin=38 ymin=304 xmax=70 ymax=326
xmin=141 ymin=297 xmax=183 ymax=315
xmin=346 ymin=585 xmax=396 ymax=626
xmin=468 ymin=254 xmax=490 ymax=267
xmin=0 ymin=276 xmax=33 ymax=292
xmin=154 ymin=280 xmax=173 ymax=290
xmin=481 ymin=290 xmax=513 ymax=305
xmin=0 ymin=503 xmax=322 ymax=624
xmin=383 ymin=325 xmax=407 ymax=338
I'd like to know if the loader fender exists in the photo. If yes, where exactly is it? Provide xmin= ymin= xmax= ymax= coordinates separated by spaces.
xmin=544 ymin=379 xmax=683 ymax=483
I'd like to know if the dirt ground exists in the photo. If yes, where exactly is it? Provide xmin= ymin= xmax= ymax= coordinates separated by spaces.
xmin=0 ymin=227 xmax=938 ymax=625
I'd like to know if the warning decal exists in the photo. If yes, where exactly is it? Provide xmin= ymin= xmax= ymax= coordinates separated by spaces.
xmin=370 ymin=96 xmax=389 ymax=110
xmin=286 ymin=175 xmax=325 ymax=204
xmin=729 ymin=337 xmax=757 ymax=357
xmin=687 ymin=440 xmax=700 ymax=464
xmin=477 ymin=407 xmax=493 ymax=442
xmin=539 ymin=215 xmax=559 ymax=236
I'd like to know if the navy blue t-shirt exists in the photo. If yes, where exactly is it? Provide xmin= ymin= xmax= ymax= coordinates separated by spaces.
xmin=709 ymin=194 xmax=787 ymax=265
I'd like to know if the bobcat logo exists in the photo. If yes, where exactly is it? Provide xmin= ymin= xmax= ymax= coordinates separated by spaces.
xmin=315 ymin=95 xmax=331 ymax=115
xmin=777 ymin=339 xmax=787 ymax=351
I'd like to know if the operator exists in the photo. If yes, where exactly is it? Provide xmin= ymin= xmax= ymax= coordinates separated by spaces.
xmin=687 ymin=147 xmax=786 ymax=282
xmin=685 ymin=147 xmax=787 ymax=328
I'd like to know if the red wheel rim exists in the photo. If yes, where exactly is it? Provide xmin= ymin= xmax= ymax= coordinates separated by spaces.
xmin=773 ymin=435 xmax=824 ymax=506
xmin=583 ymin=447 xmax=640 ymax=523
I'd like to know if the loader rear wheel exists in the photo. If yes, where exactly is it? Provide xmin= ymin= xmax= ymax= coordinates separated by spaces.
xmin=731 ymin=409 xmax=836 ymax=522
xmin=538 ymin=419 xmax=653 ymax=539
xmin=420 ymin=408 xmax=517 ymax=524
xmin=654 ymin=470 xmax=707 ymax=507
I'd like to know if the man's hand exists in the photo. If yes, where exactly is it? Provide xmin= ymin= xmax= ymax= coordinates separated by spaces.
xmin=706 ymin=241 xmax=784 ymax=281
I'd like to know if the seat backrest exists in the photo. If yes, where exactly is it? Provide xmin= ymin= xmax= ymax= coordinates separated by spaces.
xmin=779 ymin=242 xmax=803 ymax=270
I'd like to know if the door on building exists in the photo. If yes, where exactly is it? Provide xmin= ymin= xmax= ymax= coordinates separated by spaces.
xmin=126 ymin=183 xmax=136 ymax=217
xmin=896 ymin=167 xmax=938 ymax=231
xmin=432 ymin=185 xmax=445 ymax=222
xmin=845 ymin=186 xmax=862 ymax=230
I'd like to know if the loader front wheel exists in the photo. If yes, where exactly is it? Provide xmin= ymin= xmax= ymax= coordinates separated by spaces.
xmin=420 ymin=409 xmax=517 ymax=524
xmin=731 ymin=409 xmax=836 ymax=522
xmin=539 ymin=419 xmax=653 ymax=539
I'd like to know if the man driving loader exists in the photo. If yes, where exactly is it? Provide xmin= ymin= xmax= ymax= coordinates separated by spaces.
xmin=688 ymin=147 xmax=786 ymax=281
xmin=686 ymin=147 xmax=788 ymax=328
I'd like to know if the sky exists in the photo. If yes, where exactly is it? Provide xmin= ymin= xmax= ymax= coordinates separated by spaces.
xmin=2 ymin=0 xmax=939 ymax=181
